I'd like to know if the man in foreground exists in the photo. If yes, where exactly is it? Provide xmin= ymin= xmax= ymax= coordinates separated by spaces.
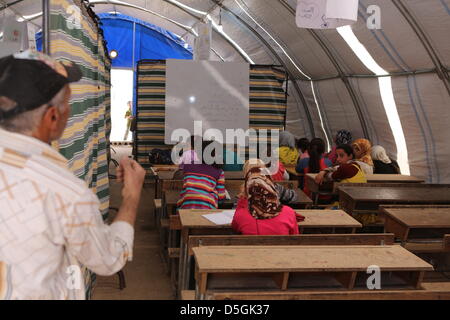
xmin=0 ymin=50 xmax=145 ymax=299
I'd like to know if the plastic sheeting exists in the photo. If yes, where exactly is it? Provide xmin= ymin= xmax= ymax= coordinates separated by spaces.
xmin=99 ymin=13 xmax=192 ymax=68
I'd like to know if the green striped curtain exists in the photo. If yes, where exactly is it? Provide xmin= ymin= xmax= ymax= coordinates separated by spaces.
xmin=135 ymin=61 xmax=287 ymax=171
xmin=50 ymin=0 xmax=110 ymax=218
xmin=49 ymin=0 xmax=111 ymax=299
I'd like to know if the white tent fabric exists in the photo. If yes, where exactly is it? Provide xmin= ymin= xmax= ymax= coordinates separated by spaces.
xmin=2 ymin=0 xmax=449 ymax=183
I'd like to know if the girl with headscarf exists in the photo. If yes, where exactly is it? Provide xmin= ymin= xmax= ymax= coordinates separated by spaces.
xmin=327 ymin=130 xmax=352 ymax=164
xmin=240 ymin=159 xmax=298 ymax=204
xmin=371 ymin=145 xmax=400 ymax=174
xmin=351 ymin=138 xmax=374 ymax=175
xmin=232 ymin=166 xmax=300 ymax=235
xmin=277 ymin=131 xmax=299 ymax=166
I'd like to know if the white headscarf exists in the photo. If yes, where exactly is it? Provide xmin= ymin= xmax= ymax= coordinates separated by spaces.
xmin=371 ymin=145 xmax=391 ymax=164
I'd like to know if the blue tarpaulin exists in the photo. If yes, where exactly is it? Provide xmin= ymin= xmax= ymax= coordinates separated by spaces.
xmin=98 ymin=13 xmax=193 ymax=112
xmin=99 ymin=13 xmax=193 ymax=68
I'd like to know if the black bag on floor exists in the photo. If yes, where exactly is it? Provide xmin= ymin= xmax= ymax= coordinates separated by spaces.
xmin=148 ymin=148 xmax=173 ymax=165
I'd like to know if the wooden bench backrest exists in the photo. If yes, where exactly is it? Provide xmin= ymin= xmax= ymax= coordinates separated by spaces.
xmin=187 ymin=233 xmax=395 ymax=256
xmin=162 ymin=179 xmax=299 ymax=192
xmin=444 ymin=235 xmax=450 ymax=252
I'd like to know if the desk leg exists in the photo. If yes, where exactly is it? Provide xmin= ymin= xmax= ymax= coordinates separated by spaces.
xmin=177 ymin=229 xmax=188 ymax=299
xmin=351 ymin=228 xmax=356 ymax=234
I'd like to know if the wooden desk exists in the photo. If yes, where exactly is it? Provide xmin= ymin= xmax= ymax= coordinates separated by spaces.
xmin=193 ymin=245 xmax=433 ymax=299
xmin=224 ymin=171 xmax=244 ymax=180
xmin=164 ymin=186 xmax=312 ymax=215
xmin=177 ymin=209 xmax=362 ymax=297
xmin=306 ymin=173 xmax=425 ymax=194
xmin=381 ymin=205 xmax=450 ymax=252
xmin=297 ymin=210 xmax=362 ymax=233
xmin=151 ymin=167 xmax=178 ymax=198
xmin=338 ymin=184 xmax=450 ymax=215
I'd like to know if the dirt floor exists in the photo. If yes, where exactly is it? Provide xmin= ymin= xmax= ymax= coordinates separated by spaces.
xmin=92 ymin=146 xmax=174 ymax=300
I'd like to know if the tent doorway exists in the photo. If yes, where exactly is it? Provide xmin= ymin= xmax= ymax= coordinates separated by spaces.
xmin=111 ymin=68 xmax=134 ymax=142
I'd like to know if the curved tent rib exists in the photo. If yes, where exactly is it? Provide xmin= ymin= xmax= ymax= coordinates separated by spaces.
xmin=88 ymin=0 xmax=251 ymax=63
xmin=392 ymin=0 xmax=450 ymax=97
xmin=277 ymin=0 xmax=369 ymax=140
xmin=211 ymin=0 xmax=316 ymax=137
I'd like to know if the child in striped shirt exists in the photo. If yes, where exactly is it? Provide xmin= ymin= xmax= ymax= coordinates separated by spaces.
xmin=177 ymin=141 xmax=227 ymax=209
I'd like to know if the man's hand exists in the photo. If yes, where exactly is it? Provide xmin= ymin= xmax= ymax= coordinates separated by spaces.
xmin=315 ymin=171 xmax=326 ymax=185
xmin=113 ymin=158 xmax=146 ymax=227
xmin=117 ymin=158 xmax=146 ymax=202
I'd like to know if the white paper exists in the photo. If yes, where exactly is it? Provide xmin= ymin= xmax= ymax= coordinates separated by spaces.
xmin=326 ymin=0 xmax=358 ymax=21
xmin=165 ymin=59 xmax=249 ymax=144
xmin=225 ymin=189 xmax=231 ymax=200
xmin=296 ymin=0 xmax=358 ymax=29
xmin=202 ymin=210 xmax=235 ymax=225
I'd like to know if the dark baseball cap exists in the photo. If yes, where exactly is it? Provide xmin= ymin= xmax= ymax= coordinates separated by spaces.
xmin=0 ymin=50 xmax=82 ymax=120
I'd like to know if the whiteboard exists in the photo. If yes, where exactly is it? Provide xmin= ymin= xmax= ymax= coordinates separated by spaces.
xmin=165 ymin=59 xmax=249 ymax=144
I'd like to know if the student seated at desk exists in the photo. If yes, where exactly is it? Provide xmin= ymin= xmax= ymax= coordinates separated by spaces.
xmin=315 ymin=144 xmax=367 ymax=185
xmin=315 ymin=145 xmax=376 ymax=225
xmin=243 ymin=159 xmax=297 ymax=204
xmin=326 ymin=129 xmax=352 ymax=165
xmin=232 ymin=167 xmax=300 ymax=235
xmin=296 ymin=137 xmax=310 ymax=160
xmin=295 ymin=138 xmax=332 ymax=196
xmin=351 ymin=138 xmax=374 ymax=175
xmin=277 ymin=131 xmax=299 ymax=166
xmin=371 ymin=145 xmax=400 ymax=174
xmin=177 ymin=135 xmax=200 ymax=170
xmin=177 ymin=141 xmax=227 ymax=210
xmin=222 ymin=144 xmax=244 ymax=172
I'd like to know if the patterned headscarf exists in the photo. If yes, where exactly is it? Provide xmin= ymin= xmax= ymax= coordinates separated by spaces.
xmin=245 ymin=167 xmax=282 ymax=219
xmin=243 ymin=158 xmax=266 ymax=176
xmin=352 ymin=138 xmax=373 ymax=166
xmin=336 ymin=130 xmax=352 ymax=145
xmin=279 ymin=131 xmax=296 ymax=149
xmin=371 ymin=145 xmax=391 ymax=164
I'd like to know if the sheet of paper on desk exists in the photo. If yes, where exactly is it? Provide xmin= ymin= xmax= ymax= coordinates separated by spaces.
xmin=202 ymin=210 xmax=235 ymax=225
xmin=225 ymin=190 xmax=231 ymax=200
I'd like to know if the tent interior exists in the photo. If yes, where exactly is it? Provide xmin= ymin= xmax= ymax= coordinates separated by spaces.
xmin=2 ymin=0 xmax=448 ymax=183
xmin=1 ymin=0 xmax=450 ymax=301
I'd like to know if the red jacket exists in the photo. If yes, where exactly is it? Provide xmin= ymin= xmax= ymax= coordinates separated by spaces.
xmin=232 ymin=198 xmax=300 ymax=235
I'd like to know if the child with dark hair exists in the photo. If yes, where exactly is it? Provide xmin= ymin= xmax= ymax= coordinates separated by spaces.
xmin=295 ymin=138 xmax=332 ymax=196
xmin=327 ymin=130 xmax=352 ymax=164
xmin=315 ymin=144 xmax=375 ymax=225
xmin=296 ymin=138 xmax=310 ymax=160
xmin=315 ymin=144 xmax=366 ymax=185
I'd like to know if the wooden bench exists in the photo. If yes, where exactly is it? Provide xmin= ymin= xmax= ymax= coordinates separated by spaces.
xmin=209 ymin=281 xmax=450 ymax=300
xmin=193 ymin=245 xmax=433 ymax=300
xmin=177 ymin=230 xmax=393 ymax=298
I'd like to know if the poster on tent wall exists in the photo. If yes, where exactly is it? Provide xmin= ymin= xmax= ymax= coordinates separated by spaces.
xmin=135 ymin=60 xmax=287 ymax=172
xmin=50 ymin=0 xmax=111 ymax=299
xmin=296 ymin=0 xmax=358 ymax=29
xmin=165 ymin=59 xmax=250 ymax=145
